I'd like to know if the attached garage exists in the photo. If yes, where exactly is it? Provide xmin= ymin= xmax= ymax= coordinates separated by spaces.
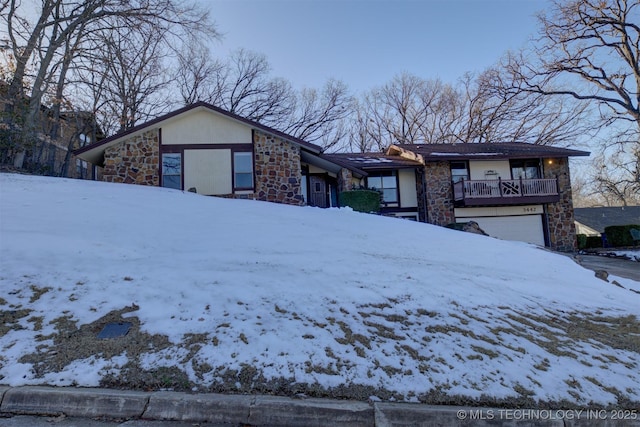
xmin=455 ymin=205 xmax=546 ymax=246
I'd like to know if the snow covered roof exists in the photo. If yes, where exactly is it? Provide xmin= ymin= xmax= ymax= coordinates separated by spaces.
xmin=323 ymin=153 xmax=422 ymax=170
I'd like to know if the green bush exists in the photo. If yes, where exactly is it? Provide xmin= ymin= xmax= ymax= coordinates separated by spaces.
xmin=585 ymin=236 xmax=603 ymax=249
xmin=603 ymin=224 xmax=640 ymax=247
xmin=576 ymin=234 xmax=587 ymax=249
xmin=339 ymin=190 xmax=381 ymax=213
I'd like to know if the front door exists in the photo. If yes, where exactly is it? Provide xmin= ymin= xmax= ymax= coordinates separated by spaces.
xmin=309 ymin=175 xmax=327 ymax=208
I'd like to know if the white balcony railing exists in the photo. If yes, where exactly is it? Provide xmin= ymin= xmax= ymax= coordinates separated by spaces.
xmin=453 ymin=178 xmax=558 ymax=202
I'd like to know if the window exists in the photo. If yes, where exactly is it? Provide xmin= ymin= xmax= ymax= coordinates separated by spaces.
xmin=76 ymin=159 xmax=88 ymax=178
xmin=162 ymin=153 xmax=181 ymax=189
xmin=511 ymin=160 xmax=540 ymax=180
xmin=234 ymin=152 xmax=253 ymax=189
xmin=450 ymin=161 xmax=469 ymax=183
xmin=367 ymin=172 xmax=398 ymax=204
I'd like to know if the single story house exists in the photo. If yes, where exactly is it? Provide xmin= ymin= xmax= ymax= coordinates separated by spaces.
xmin=75 ymin=102 xmax=589 ymax=251
xmin=574 ymin=206 xmax=640 ymax=235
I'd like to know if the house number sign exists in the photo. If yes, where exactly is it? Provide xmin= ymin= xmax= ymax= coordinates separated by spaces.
xmin=523 ymin=207 xmax=539 ymax=213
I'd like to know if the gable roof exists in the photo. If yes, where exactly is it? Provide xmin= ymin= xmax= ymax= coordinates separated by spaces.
xmin=74 ymin=102 xmax=323 ymax=165
xmin=574 ymin=206 xmax=640 ymax=233
xmin=389 ymin=142 xmax=590 ymax=161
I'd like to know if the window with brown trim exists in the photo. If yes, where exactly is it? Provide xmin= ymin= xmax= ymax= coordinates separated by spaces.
xmin=510 ymin=159 xmax=540 ymax=179
xmin=162 ymin=153 xmax=181 ymax=189
xmin=450 ymin=161 xmax=469 ymax=183
xmin=367 ymin=171 xmax=398 ymax=204
xmin=233 ymin=152 xmax=253 ymax=189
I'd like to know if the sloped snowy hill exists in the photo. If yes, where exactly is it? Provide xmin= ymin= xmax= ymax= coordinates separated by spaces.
xmin=0 ymin=173 xmax=638 ymax=406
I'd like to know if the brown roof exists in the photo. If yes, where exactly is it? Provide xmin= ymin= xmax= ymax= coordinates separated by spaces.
xmin=323 ymin=152 xmax=423 ymax=170
xmin=74 ymin=102 xmax=323 ymax=164
xmin=391 ymin=142 xmax=590 ymax=161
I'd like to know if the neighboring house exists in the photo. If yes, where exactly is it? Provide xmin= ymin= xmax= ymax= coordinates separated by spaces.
xmin=0 ymin=82 xmax=102 ymax=179
xmin=575 ymin=221 xmax=601 ymax=237
xmin=75 ymin=102 xmax=589 ymax=251
xmin=574 ymin=206 xmax=640 ymax=235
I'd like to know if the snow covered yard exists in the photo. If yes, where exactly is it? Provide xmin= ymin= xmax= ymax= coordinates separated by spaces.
xmin=0 ymin=173 xmax=639 ymax=408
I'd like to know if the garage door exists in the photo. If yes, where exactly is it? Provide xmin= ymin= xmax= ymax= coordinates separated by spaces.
xmin=460 ymin=215 xmax=545 ymax=246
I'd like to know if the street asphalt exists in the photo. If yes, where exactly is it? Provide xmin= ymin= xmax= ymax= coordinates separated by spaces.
xmin=573 ymin=253 xmax=640 ymax=282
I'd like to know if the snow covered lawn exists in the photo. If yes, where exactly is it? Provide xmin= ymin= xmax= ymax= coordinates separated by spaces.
xmin=1 ymin=173 xmax=639 ymax=407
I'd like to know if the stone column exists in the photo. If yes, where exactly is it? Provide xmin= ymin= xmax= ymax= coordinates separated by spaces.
xmin=544 ymin=157 xmax=577 ymax=252
xmin=423 ymin=161 xmax=455 ymax=226
xmin=338 ymin=168 xmax=354 ymax=193
xmin=253 ymin=130 xmax=304 ymax=206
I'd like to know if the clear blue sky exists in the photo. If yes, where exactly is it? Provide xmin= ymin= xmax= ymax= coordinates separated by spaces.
xmin=205 ymin=0 xmax=549 ymax=93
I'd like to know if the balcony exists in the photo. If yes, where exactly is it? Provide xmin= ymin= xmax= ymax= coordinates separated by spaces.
xmin=453 ymin=178 xmax=559 ymax=207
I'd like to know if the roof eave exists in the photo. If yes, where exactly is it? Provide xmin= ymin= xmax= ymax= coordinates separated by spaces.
xmin=318 ymin=154 xmax=368 ymax=177
xmin=73 ymin=102 xmax=323 ymax=162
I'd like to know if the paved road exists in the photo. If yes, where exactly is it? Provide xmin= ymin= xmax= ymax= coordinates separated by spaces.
xmin=573 ymin=254 xmax=640 ymax=282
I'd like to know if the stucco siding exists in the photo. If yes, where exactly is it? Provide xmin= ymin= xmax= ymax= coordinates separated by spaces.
xmin=398 ymin=169 xmax=418 ymax=208
xmin=162 ymin=110 xmax=252 ymax=145
xmin=469 ymin=160 xmax=511 ymax=180
xmin=184 ymin=149 xmax=232 ymax=195
xmin=308 ymin=164 xmax=337 ymax=177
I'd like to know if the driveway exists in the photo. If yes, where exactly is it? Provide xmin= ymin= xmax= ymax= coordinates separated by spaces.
xmin=572 ymin=253 xmax=640 ymax=282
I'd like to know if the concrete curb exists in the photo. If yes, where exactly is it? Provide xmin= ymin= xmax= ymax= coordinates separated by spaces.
xmin=1 ymin=386 xmax=149 ymax=419
xmin=143 ymin=391 xmax=252 ymax=423
xmin=374 ymin=402 xmax=564 ymax=427
xmin=248 ymin=395 xmax=372 ymax=426
xmin=0 ymin=386 xmax=9 ymax=402
xmin=1 ymin=386 xmax=639 ymax=426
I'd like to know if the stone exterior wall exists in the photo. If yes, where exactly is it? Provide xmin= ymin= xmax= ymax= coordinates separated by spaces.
xmin=423 ymin=161 xmax=455 ymax=226
xmin=544 ymin=157 xmax=577 ymax=252
xmin=416 ymin=168 xmax=427 ymax=222
xmin=253 ymin=130 xmax=304 ymax=205
xmin=102 ymin=129 xmax=159 ymax=186
xmin=338 ymin=168 xmax=354 ymax=193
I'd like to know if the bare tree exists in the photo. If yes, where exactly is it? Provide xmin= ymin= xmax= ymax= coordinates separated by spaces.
xmin=349 ymin=69 xmax=589 ymax=151
xmin=192 ymin=49 xmax=295 ymax=126
xmin=1 ymin=0 xmax=216 ymax=168
xmin=92 ymin=28 xmax=172 ymax=133
xmin=590 ymin=137 xmax=640 ymax=206
xmin=281 ymin=79 xmax=352 ymax=150
xmin=501 ymin=0 xmax=640 ymax=200
xmin=175 ymin=48 xmax=352 ymax=151
xmin=348 ymin=73 xmax=459 ymax=150
xmin=461 ymin=66 xmax=592 ymax=146
xmin=508 ymin=0 xmax=640 ymax=129
xmin=175 ymin=42 xmax=224 ymax=106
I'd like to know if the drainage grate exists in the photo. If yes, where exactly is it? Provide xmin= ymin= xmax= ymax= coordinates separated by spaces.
xmin=97 ymin=322 xmax=132 ymax=339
